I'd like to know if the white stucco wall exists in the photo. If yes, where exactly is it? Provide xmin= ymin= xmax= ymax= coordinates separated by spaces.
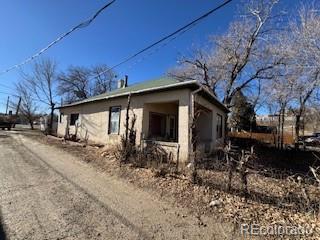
xmin=58 ymin=88 xmax=191 ymax=162
xmin=194 ymin=95 xmax=227 ymax=152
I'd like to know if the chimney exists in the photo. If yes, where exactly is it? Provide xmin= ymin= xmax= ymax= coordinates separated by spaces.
xmin=124 ymin=75 xmax=128 ymax=88
xmin=117 ymin=79 xmax=125 ymax=89
xmin=117 ymin=75 xmax=129 ymax=89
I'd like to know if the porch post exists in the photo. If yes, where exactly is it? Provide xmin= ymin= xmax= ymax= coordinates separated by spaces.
xmin=178 ymin=94 xmax=190 ymax=165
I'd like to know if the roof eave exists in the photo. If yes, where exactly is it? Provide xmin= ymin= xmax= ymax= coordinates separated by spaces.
xmin=58 ymin=80 xmax=199 ymax=109
xmin=194 ymin=82 xmax=229 ymax=113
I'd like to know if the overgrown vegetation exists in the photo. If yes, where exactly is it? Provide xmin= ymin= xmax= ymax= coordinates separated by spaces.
xmin=109 ymin=89 xmax=320 ymax=236
xmin=114 ymin=94 xmax=177 ymax=177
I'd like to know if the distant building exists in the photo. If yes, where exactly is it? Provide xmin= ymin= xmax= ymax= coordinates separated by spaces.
xmin=256 ymin=114 xmax=296 ymax=126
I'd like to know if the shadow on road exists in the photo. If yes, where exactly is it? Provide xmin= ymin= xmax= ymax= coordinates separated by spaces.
xmin=0 ymin=207 xmax=7 ymax=240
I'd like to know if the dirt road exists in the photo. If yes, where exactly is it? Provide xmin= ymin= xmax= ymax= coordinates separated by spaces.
xmin=0 ymin=130 xmax=234 ymax=240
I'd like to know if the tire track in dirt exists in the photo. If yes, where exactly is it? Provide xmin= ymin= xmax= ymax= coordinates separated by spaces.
xmin=0 ymin=134 xmax=147 ymax=240
xmin=13 ymin=135 xmax=150 ymax=239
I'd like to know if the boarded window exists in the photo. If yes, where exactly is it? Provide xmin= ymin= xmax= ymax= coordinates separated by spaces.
xmin=216 ymin=113 xmax=223 ymax=139
xmin=70 ymin=113 xmax=79 ymax=126
xmin=149 ymin=112 xmax=166 ymax=139
xmin=109 ymin=106 xmax=121 ymax=134
xmin=60 ymin=113 xmax=64 ymax=123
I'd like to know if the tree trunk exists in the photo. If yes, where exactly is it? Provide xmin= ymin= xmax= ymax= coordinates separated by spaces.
xmin=281 ymin=108 xmax=285 ymax=150
xmin=295 ymin=115 xmax=301 ymax=149
xmin=29 ymin=120 xmax=34 ymax=130
xmin=277 ymin=113 xmax=281 ymax=149
xmin=302 ymin=117 xmax=306 ymax=150
xmin=124 ymin=94 xmax=131 ymax=163
xmin=125 ymin=94 xmax=131 ymax=147
xmin=49 ymin=103 xmax=55 ymax=135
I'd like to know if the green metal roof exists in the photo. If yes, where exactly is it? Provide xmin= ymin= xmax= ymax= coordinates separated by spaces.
xmin=60 ymin=77 xmax=196 ymax=107
xmin=59 ymin=77 xmax=228 ymax=112
xmin=94 ymin=77 xmax=184 ymax=98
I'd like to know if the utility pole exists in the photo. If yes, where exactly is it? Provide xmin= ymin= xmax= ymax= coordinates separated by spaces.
xmin=5 ymin=96 xmax=9 ymax=115
xmin=10 ymin=97 xmax=21 ymax=128
xmin=15 ymin=97 xmax=21 ymax=116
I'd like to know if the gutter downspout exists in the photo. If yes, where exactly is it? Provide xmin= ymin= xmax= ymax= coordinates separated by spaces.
xmin=189 ymin=86 xmax=203 ymax=163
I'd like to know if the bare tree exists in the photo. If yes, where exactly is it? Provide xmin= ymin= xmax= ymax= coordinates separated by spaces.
xmin=170 ymin=0 xmax=282 ymax=108
xmin=263 ymin=3 xmax=320 ymax=146
xmin=58 ymin=64 xmax=117 ymax=103
xmin=171 ymin=49 xmax=217 ymax=92
xmin=289 ymin=5 xmax=320 ymax=146
xmin=22 ymin=58 xmax=57 ymax=134
xmin=15 ymin=81 xmax=38 ymax=129
xmin=92 ymin=64 xmax=117 ymax=95
xmin=264 ymin=72 xmax=294 ymax=149
xmin=171 ymin=1 xmax=320 ymax=146
xmin=58 ymin=66 xmax=92 ymax=103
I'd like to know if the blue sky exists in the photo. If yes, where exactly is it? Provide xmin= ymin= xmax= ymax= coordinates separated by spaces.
xmin=0 ymin=0 xmax=301 ymax=113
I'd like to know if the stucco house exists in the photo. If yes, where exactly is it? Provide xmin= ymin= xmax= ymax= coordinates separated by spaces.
xmin=57 ymin=78 xmax=228 ymax=164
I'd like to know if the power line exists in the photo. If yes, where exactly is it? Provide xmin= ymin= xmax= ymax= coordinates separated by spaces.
xmin=123 ymin=23 xmax=195 ymax=73
xmin=90 ymin=0 xmax=233 ymax=81
xmin=0 ymin=90 xmax=44 ymax=105
xmin=2 ymin=0 xmax=232 ymax=102
xmin=0 ymin=0 xmax=116 ymax=76
xmin=0 ymin=84 xmax=61 ymax=106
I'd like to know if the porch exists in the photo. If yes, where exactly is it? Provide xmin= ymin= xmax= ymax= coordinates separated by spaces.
xmin=140 ymin=100 xmax=215 ymax=164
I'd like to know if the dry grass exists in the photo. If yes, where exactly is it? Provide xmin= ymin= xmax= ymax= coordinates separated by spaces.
xmin=229 ymin=131 xmax=294 ymax=145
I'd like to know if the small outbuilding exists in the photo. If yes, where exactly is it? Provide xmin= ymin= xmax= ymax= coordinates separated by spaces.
xmin=57 ymin=78 xmax=228 ymax=164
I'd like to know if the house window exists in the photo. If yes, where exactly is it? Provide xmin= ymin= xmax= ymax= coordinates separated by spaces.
xmin=109 ymin=106 xmax=121 ymax=134
xmin=70 ymin=113 xmax=79 ymax=126
xmin=149 ymin=112 xmax=166 ymax=139
xmin=216 ymin=114 xmax=223 ymax=139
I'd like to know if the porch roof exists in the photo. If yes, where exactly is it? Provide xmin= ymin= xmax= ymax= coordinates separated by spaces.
xmin=58 ymin=77 xmax=229 ymax=112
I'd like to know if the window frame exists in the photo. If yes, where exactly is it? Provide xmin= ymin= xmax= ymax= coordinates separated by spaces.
xmin=108 ymin=106 xmax=121 ymax=135
xmin=60 ymin=113 xmax=64 ymax=123
xmin=168 ymin=115 xmax=177 ymax=141
xmin=216 ymin=113 xmax=223 ymax=139
xmin=70 ymin=113 xmax=79 ymax=126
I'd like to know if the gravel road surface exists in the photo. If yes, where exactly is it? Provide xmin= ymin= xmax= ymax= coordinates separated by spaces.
xmin=0 ymin=130 xmax=234 ymax=240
